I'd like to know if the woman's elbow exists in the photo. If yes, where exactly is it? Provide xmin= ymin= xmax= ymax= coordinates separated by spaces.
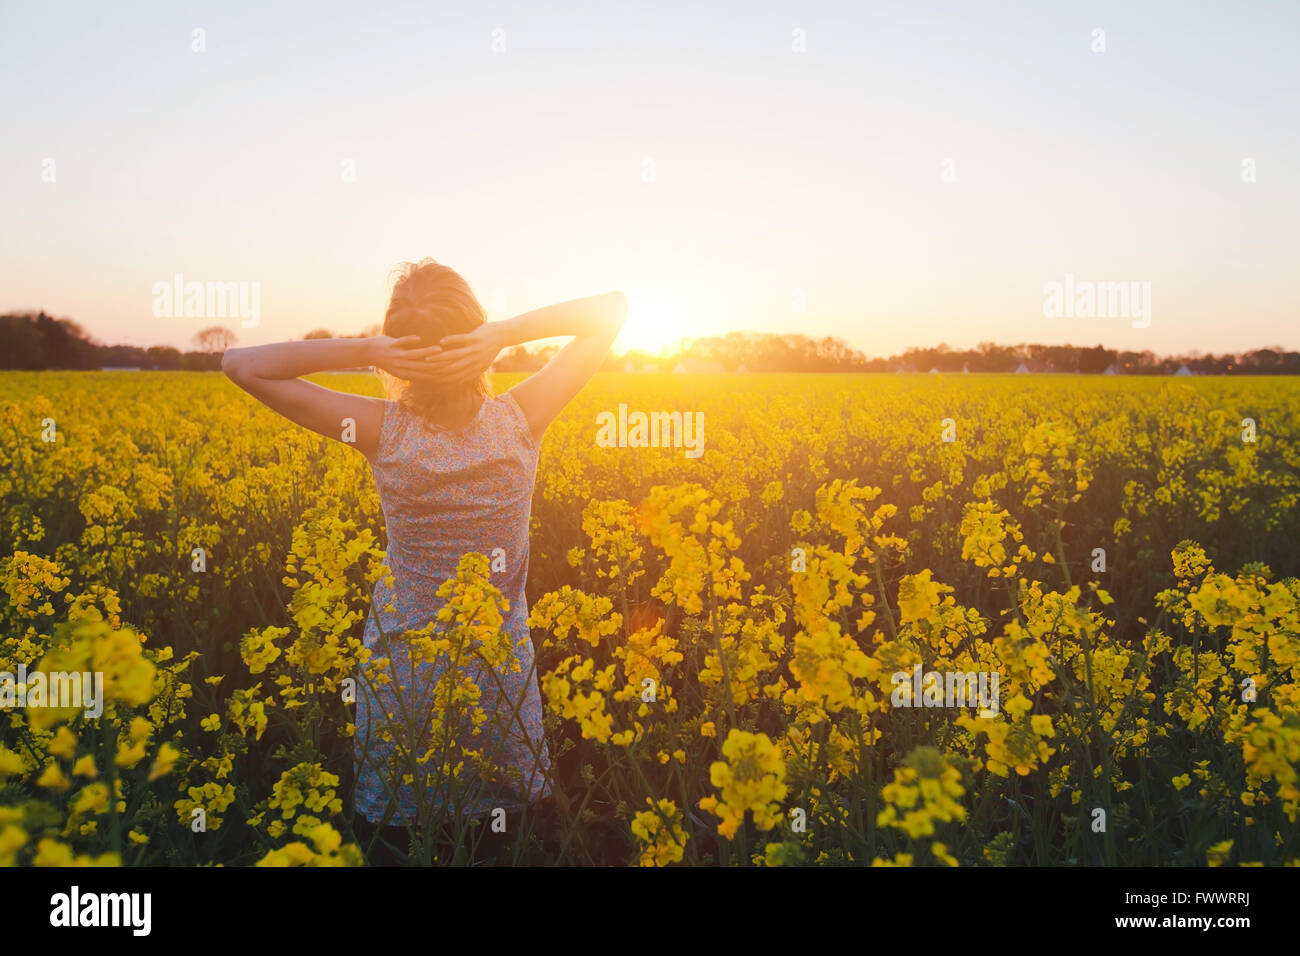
xmin=221 ymin=347 xmax=248 ymax=381
xmin=607 ymin=291 xmax=628 ymax=329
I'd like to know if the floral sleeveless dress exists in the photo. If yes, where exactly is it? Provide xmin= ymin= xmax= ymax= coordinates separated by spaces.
xmin=352 ymin=391 xmax=552 ymax=826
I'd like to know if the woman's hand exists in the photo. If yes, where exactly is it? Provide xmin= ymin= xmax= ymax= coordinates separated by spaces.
xmin=417 ymin=324 xmax=504 ymax=384
xmin=369 ymin=335 xmax=445 ymax=382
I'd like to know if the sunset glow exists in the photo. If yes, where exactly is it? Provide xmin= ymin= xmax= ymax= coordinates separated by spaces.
xmin=616 ymin=299 xmax=698 ymax=355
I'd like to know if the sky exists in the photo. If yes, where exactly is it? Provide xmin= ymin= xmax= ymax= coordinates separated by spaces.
xmin=2 ymin=0 xmax=1297 ymax=357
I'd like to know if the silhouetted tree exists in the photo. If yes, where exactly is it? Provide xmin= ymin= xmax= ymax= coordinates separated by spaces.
xmin=193 ymin=326 xmax=237 ymax=353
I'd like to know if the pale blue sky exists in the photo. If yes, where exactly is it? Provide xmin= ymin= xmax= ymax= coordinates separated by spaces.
xmin=2 ymin=0 xmax=1296 ymax=355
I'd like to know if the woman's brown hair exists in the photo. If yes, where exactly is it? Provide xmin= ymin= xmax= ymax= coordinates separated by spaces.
xmin=380 ymin=258 xmax=491 ymax=429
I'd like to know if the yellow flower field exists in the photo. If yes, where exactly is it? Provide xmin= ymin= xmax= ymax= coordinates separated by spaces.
xmin=2 ymin=371 xmax=1298 ymax=866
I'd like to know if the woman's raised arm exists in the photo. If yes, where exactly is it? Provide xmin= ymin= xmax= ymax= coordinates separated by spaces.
xmin=221 ymin=335 xmax=441 ymax=458
xmin=422 ymin=292 xmax=628 ymax=441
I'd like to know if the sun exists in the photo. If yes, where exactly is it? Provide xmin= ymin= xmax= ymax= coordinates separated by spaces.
xmin=616 ymin=299 xmax=695 ymax=355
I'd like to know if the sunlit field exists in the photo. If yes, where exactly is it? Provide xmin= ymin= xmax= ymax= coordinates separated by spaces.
xmin=2 ymin=371 xmax=1298 ymax=866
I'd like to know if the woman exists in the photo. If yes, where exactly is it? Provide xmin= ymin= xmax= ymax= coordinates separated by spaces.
xmin=222 ymin=259 xmax=626 ymax=862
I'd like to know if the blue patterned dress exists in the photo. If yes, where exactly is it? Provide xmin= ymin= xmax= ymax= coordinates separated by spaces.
xmin=352 ymin=391 xmax=552 ymax=826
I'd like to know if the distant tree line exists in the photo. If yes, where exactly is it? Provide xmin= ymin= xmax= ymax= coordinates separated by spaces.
xmin=660 ymin=332 xmax=868 ymax=372
xmin=0 ymin=312 xmax=235 ymax=370
xmin=3 ymin=311 xmax=1298 ymax=375
xmin=614 ymin=335 xmax=1300 ymax=374
xmin=877 ymin=341 xmax=1300 ymax=375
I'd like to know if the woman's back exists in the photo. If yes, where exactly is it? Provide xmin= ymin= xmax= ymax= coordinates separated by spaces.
xmin=370 ymin=390 xmax=537 ymax=619
xmin=354 ymin=390 xmax=551 ymax=826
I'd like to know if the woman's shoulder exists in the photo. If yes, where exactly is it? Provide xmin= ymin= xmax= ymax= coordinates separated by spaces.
xmin=493 ymin=390 xmax=539 ymax=453
xmin=380 ymin=393 xmax=535 ymax=452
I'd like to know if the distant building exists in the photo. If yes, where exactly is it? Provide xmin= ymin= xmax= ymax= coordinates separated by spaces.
xmin=1102 ymin=363 xmax=1121 ymax=375
xmin=1175 ymin=364 xmax=1193 ymax=376
xmin=928 ymin=367 xmax=940 ymax=374
xmin=1014 ymin=362 xmax=1030 ymax=374
xmin=100 ymin=366 xmax=141 ymax=372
